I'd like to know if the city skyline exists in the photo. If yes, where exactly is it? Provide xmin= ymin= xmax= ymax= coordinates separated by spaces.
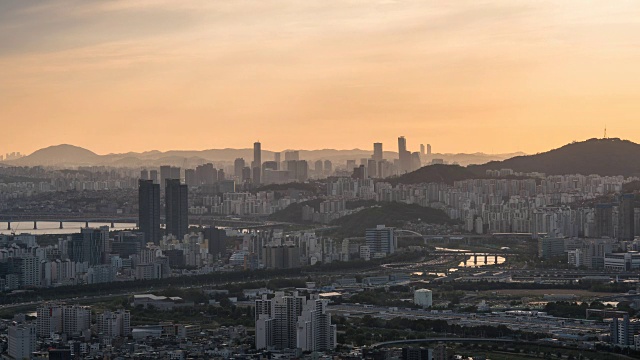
xmin=2 ymin=1 xmax=640 ymax=155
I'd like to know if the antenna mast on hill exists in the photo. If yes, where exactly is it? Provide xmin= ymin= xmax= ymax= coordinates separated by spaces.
xmin=604 ymin=125 xmax=607 ymax=139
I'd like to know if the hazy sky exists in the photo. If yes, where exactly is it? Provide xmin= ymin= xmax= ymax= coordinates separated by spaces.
xmin=2 ymin=0 xmax=640 ymax=156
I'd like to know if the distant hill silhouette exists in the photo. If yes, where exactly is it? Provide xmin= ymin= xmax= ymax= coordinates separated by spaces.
xmin=468 ymin=138 xmax=640 ymax=177
xmin=389 ymin=164 xmax=477 ymax=185
xmin=11 ymin=144 xmax=100 ymax=166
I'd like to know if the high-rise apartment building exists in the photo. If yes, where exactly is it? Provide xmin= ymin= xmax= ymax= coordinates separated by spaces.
xmin=165 ymin=179 xmax=188 ymax=239
xmin=323 ymin=160 xmax=332 ymax=174
xmin=97 ymin=309 xmax=131 ymax=339
xmin=8 ymin=324 xmax=36 ymax=360
xmin=618 ymin=194 xmax=635 ymax=241
xmin=255 ymin=292 xmax=336 ymax=352
xmin=62 ymin=305 xmax=91 ymax=337
xmin=138 ymin=179 xmax=161 ymax=244
xmin=365 ymin=225 xmax=396 ymax=256
xmin=37 ymin=302 xmax=63 ymax=338
xmin=140 ymin=169 xmax=149 ymax=180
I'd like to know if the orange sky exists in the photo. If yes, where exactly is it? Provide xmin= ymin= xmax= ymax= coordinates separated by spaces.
xmin=2 ymin=0 xmax=640 ymax=156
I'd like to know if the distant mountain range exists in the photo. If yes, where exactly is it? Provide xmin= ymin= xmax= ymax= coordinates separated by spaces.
xmin=391 ymin=138 xmax=640 ymax=185
xmin=2 ymin=144 xmax=524 ymax=168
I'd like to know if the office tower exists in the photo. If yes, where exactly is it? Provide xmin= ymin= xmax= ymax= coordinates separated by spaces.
xmin=159 ymin=165 xmax=171 ymax=189
xmin=618 ymin=194 xmax=635 ymax=241
xmin=427 ymin=144 xmax=432 ymax=156
xmin=205 ymin=226 xmax=226 ymax=260
xmin=184 ymin=169 xmax=196 ymax=186
xmin=70 ymin=227 xmax=109 ymax=266
xmin=314 ymin=160 xmax=323 ymax=174
xmin=97 ymin=310 xmax=131 ymax=339
xmin=37 ymin=303 xmax=63 ymax=338
xmin=148 ymin=169 xmax=158 ymax=185
xmin=595 ymin=204 xmax=614 ymax=238
xmin=8 ymin=324 xmax=36 ymax=360
xmin=274 ymin=152 xmax=281 ymax=168
xmin=140 ymin=169 xmax=149 ymax=180
xmin=242 ymin=167 xmax=252 ymax=182
xmin=284 ymin=151 xmax=300 ymax=161
xmin=252 ymin=167 xmax=261 ymax=185
xmin=398 ymin=136 xmax=411 ymax=173
xmin=373 ymin=142 xmax=383 ymax=162
xmin=234 ymin=158 xmax=245 ymax=179
xmin=323 ymin=160 xmax=332 ymax=174
xmin=165 ymin=179 xmax=188 ymax=239
xmin=367 ymin=159 xmax=377 ymax=178
xmin=218 ymin=168 xmax=225 ymax=181
xmin=138 ymin=180 xmax=161 ymax=244
xmin=365 ymin=225 xmax=396 ymax=256
xmin=411 ymin=151 xmax=421 ymax=171
xmin=420 ymin=144 xmax=425 ymax=155
xmin=253 ymin=141 xmax=262 ymax=168
xmin=296 ymin=296 xmax=338 ymax=352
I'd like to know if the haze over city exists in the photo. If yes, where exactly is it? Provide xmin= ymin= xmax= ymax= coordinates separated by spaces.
xmin=4 ymin=2 xmax=640 ymax=360
xmin=3 ymin=1 xmax=640 ymax=155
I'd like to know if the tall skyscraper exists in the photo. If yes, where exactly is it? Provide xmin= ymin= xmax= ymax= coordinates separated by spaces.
xmin=165 ymin=179 xmax=188 ymax=240
xmin=420 ymin=144 xmax=425 ymax=155
xmin=138 ymin=179 xmax=161 ymax=244
xmin=373 ymin=142 xmax=383 ymax=162
xmin=427 ymin=144 xmax=432 ymax=156
xmin=314 ymin=160 xmax=323 ymax=173
xmin=253 ymin=141 xmax=262 ymax=167
xmin=170 ymin=166 xmax=181 ymax=181
xmin=140 ymin=169 xmax=149 ymax=180
xmin=398 ymin=136 xmax=411 ymax=173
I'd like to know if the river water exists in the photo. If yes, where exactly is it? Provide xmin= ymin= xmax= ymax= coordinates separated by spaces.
xmin=0 ymin=221 xmax=136 ymax=235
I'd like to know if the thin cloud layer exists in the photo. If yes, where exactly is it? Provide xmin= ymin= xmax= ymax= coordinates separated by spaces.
xmin=1 ymin=1 xmax=640 ymax=154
